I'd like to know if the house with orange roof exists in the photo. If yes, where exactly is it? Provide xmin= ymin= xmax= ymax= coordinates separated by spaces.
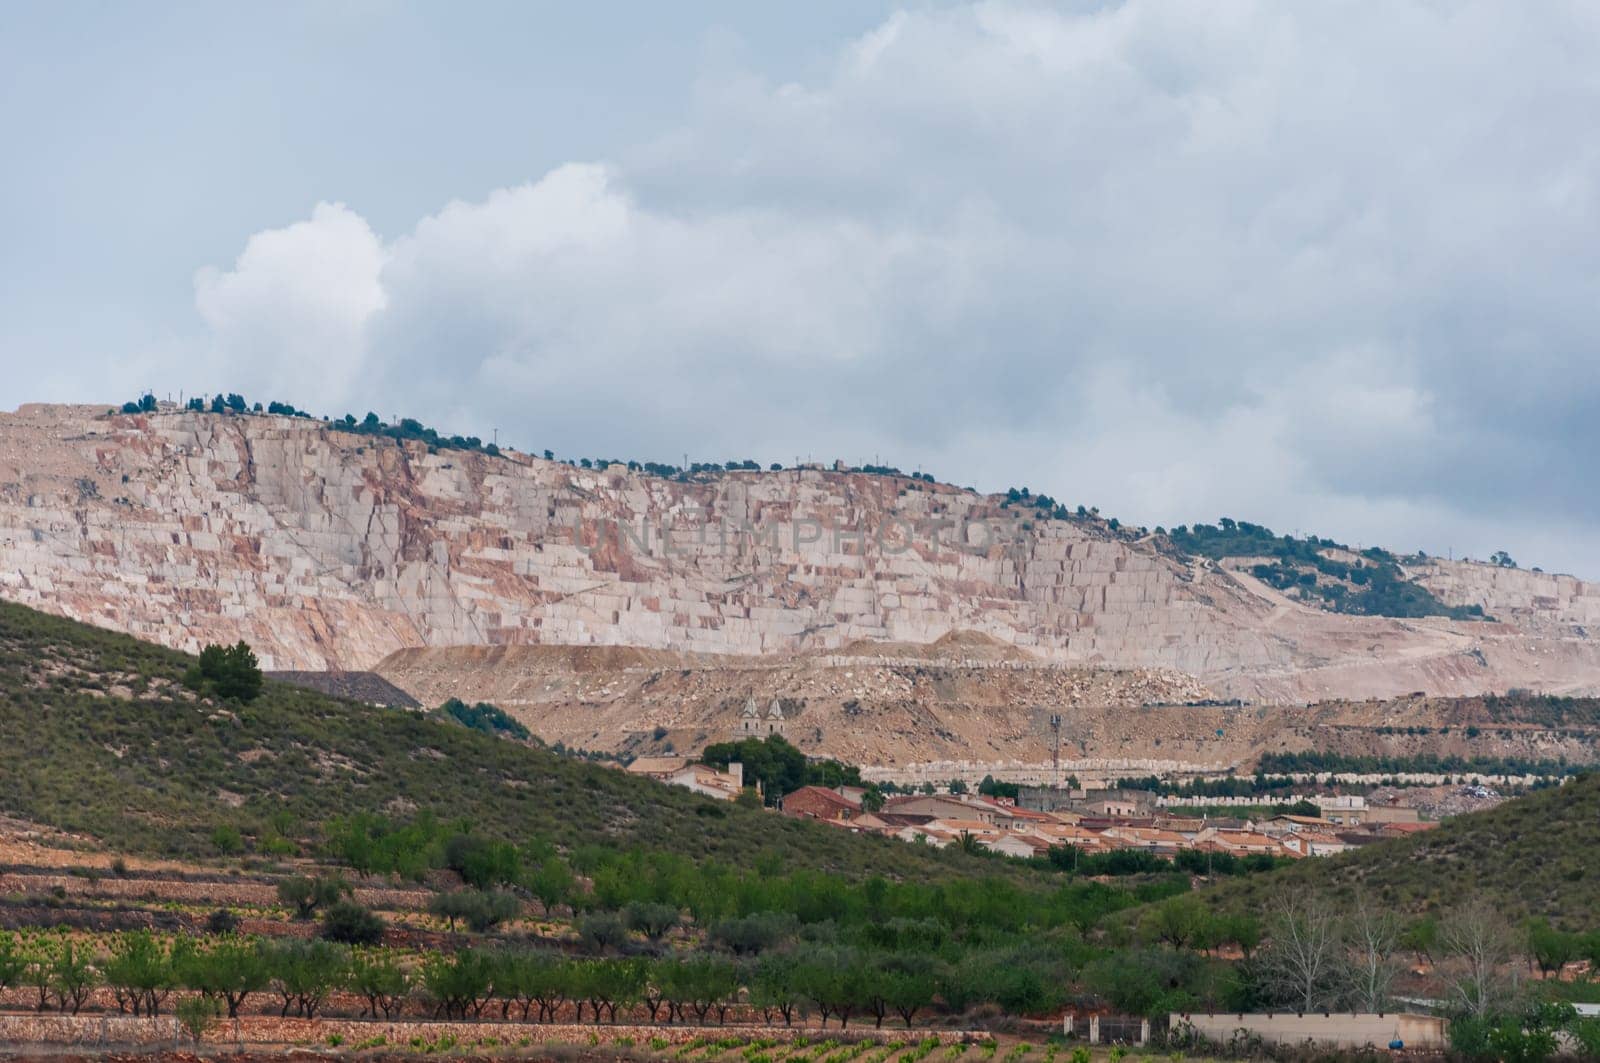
xmin=782 ymin=785 xmax=862 ymax=822
xmin=990 ymin=804 xmax=1059 ymax=831
xmin=1277 ymin=830 xmax=1352 ymax=857
xmin=847 ymin=812 xmax=891 ymax=832
xmin=895 ymin=825 xmax=982 ymax=848
xmin=1156 ymin=816 xmax=1208 ymax=838
xmin=818 ymin=812 xmax=893 ymax=835
xmin=978 ymin=834 xmax=1050 ymax=859
xmin=1265 ymin=814 xmax=1333 ymax=835
xmin=1102 ymin=826 xmax=1187 ymax=855
xmin=923 ymin=818 xmax=1003 ymax=838
xmin=626 ymin=756 xmax=691 ymax=779
xmin=883 ymin=794 xmax=1001 ymax=825
xmin=1028 ymin=822 xmax=1109 ymax=848
xmin=662 ymin=762 xmax=745 ymax=801
xmin=1195 ymin=827 xmax=1280 ymax=854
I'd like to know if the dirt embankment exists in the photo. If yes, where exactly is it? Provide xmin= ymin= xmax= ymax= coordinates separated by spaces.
xmin=376 ymin=644 xmax=1600 ymax=772
xmin=376 ymin=642 xmax=1212 ymax=765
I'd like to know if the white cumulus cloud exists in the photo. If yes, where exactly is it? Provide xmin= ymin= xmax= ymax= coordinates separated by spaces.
xmin=192 ymin=0 xmax=1600 ymax=576
xmin=194 ymin=202 xmax=386 ymax=405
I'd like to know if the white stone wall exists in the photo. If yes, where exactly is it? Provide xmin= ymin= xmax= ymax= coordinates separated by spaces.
xmin=1173 ymin=1011 xmax=1447 ymax=1049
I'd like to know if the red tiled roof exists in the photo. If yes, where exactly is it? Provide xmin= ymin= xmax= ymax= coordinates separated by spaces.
xmin=784 ymin=784 xmax=870 ymax=816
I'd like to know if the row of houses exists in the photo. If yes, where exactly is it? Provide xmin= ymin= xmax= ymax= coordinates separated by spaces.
xmin=1019 ymin=786 xmax=1424 ymax=828
xmin=620 ymin=756 xmax=1434 ymax=861
xmin=778 ymin=788 xmax=1435 ymax=861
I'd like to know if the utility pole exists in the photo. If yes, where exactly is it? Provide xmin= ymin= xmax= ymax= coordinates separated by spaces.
xmin=1049 ymin=713 xmax=1063 ymax=790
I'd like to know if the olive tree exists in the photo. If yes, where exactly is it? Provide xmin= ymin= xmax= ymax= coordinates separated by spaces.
xmin=624 ymin=901 xmax=680 ymax=944
xmin=277 ymin=875 xmax=350 ymax=920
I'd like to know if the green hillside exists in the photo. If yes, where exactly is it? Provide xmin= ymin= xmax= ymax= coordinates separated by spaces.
xmin=0 ymin=600 xmax=978 ymax=881
xmin=1203 ymin=773 xmax=1600 ymax=927
xmin=1165 ymin=520 xmax=1487 ymax=620
xmin=11 ymin=594 xmax=1599 ymax=927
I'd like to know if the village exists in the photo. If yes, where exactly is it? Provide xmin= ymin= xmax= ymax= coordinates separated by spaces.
xmin=622 ymin=696 xmax=1437 ymax=865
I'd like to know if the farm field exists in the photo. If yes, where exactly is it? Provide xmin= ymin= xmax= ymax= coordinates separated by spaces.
xmin=3 ymin=602 xmax=1600 ymax=1062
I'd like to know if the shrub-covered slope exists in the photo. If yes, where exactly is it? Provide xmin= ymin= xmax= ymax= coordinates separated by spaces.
xmin=1204 ymin=773 xmax=1600 ymax=926
xmin=0 ymin=600 xmax=981 ymax=880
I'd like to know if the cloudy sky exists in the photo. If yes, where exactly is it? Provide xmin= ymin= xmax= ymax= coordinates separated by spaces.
xmin=3 ymin=2 xmax=1598 ymax=576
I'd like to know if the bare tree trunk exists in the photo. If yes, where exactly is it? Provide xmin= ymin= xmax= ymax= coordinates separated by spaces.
xmin=1439 ymin=898 xmax=1520 ymax=1019
xmin=1258 ymin=891 xmax=1348 ymax=1012
xmin=1349 ymin=894 xmax=1401 ymax=1013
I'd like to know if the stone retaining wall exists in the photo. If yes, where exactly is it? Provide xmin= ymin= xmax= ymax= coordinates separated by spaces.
xmin=0 ymin=871 xmax=430 ymax=911
xmin=0 ymin=1012 xmax=975 ymax=1050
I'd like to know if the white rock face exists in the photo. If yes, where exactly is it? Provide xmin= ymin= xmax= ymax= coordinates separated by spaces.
xmin=3 ymin=403 xmax=1600 ymax=701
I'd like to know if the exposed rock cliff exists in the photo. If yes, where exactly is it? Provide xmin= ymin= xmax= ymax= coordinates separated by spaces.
xmin=4 ymin=403 xmax=1600 ymax=706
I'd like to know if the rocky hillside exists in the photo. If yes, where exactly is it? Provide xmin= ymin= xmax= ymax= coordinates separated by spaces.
xmin=4 ymin=403 xmax=1600 ymax=708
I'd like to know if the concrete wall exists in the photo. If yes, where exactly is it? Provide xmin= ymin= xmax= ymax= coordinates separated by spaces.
xmin=1172 ymin=1012 xmax=1447 ymax=1049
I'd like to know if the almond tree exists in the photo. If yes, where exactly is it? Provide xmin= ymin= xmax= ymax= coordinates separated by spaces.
xmin=182 ymin=938 xmax=271 ymax=1018
xmin=347 ymin=949 xmax=409 ymax=1021
xmin=104 ymin=931 xmax=177 ymax=1017
xmin=420 ymin=948 xmax=493 ymax=1020
xmin=0 ymin=932 xmax=26 ymax=994
xmin=748 ymin=952 xmax=802 ymax=1025
xmin=269 ymin=939 xmax=349 ymax=1019
xmin=51 ymin=942 xmax=98 ymax=1014
xmin=19 ymin=933 xmax=54 ymax=1011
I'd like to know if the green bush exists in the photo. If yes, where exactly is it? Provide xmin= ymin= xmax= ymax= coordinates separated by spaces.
xmin=175 ymin=994 xmax=220 ymax=1044
xmin=437 ymin=698 xmax=530 ymax=740
xmin=210 ymin=824 xmax=243 ymax=855
xmin=321 ymin=900 xmax=386 ymax=946
xmin=203 ymin=909 xmax=240 ymax=936
xmin=181 ymin=640 xmax=262 ymax=702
